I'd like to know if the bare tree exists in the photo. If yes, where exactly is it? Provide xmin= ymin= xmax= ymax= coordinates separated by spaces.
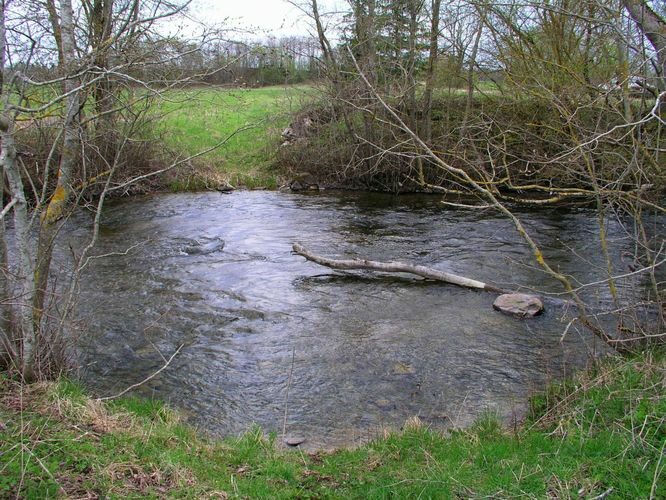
xmin=622 ymin=0 xmax=666 ymax=90
xmin=278 ymin=0 xmax=665 ymax=350
xmin=0 ymin=0 xmax=257 ymax=379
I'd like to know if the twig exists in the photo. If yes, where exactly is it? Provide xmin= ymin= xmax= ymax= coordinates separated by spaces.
xmin=96 ymin=343 xmax=185 ymax=401
xmin=591 ymin=487 xmax=614 ymax=500
xmin=440 ymin=201 xmax=493 ymax=209
xmin=559 ymin=318 xmax=578 ymax=342
xmin=0 ymin=198 xmax=17 ymax=220
xmin=650 ymin=439 xmax=666 ymax=500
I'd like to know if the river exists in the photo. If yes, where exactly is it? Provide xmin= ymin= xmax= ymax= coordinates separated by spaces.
xmin=68 ymin=190 xmax=630 ymax=449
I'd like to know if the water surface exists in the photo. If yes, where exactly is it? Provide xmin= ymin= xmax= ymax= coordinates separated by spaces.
xmin=71 ymin=191 xmax=623 ymax=448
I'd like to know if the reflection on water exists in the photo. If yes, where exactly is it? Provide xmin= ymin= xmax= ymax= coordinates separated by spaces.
xmin=66 ymin=191 xmax=630 ymax=449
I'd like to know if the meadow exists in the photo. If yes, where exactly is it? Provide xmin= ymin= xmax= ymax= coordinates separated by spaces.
xmin=155 ymin=85 xmax=313 ymax=189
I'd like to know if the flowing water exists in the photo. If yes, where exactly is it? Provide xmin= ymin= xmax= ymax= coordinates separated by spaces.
xmin=67 ymin=190 xmax=638 ymax=449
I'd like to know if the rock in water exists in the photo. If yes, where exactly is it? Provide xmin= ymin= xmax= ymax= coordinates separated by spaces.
xmin=285 ymin=436 xmax=306 ymax=447
xmin=183 ymin=237 xmax=225 ymax=256
xmin=493 ymin=293 xmax=544 ymax=317
xmin=290 ymin=172 xmax=318 ymax=192
xmin=216 ymin=181 xmax=235 ymax=193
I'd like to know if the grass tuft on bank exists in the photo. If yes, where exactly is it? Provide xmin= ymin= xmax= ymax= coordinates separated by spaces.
xmin=1 ymin=352 xmax=664 ymax=498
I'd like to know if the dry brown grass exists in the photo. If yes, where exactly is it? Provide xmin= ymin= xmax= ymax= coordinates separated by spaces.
xmin=104 ymin=462 xmax=195 ymax=496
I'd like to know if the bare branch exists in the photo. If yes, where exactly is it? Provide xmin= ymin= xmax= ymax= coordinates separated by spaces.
xmin=96 ymin=343 xmax=185 ymax=401
xmin=293 ymin=243 xmax=504 ymax=293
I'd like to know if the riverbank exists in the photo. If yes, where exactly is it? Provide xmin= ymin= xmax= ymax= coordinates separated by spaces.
xmin=155 ymin=85 xmax=663 ymax=204
xmin=2 ymin=352 xmax=663 ymax=498
xmin=13 ymin=84 xmax=314 ymax=198
xmin=16 ymin=83 xmax=661 ymax=200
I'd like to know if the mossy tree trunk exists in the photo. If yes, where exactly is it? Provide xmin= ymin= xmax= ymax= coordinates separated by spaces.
xmin=33 ymin=0 xmax=80 ymax=343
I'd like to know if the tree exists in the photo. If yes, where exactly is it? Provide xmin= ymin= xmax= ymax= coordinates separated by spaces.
xmin=279 ymin=0 xmax=665 ymax=349
xmin=623 ymin=0 xmax=666 ymax=90
xmin=0 ymin=0 xmax=242 ymax=379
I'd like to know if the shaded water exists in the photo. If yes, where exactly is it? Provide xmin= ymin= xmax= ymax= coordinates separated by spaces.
xmin=70 ymin=191 xmax=625 ymax=449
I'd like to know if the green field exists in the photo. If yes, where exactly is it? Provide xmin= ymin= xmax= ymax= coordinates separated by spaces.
xmin=155 ymin=85 xmax=313 ymax=189
xmin=2 ymin=353 xmax=663 ymax=498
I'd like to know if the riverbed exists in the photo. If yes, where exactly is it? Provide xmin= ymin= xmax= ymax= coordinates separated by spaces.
xmin=69 ymin=191 xmax=626 ymax=449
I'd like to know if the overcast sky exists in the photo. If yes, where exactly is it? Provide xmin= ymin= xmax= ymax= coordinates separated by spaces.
xmin=190 ymin=0 xmax=314 ymax=37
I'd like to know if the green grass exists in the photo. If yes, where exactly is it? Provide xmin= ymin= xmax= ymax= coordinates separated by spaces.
xmin=155 ymin=85 xmax=313 ymax=189
xmin=1 ymin=352 xmax=664 ymax=498
xmin=13 ymin=84 xmax=313 ymax=191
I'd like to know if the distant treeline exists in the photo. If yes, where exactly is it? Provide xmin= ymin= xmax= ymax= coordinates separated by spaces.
xmin=14 ymin=36 xmax=323 ymax=88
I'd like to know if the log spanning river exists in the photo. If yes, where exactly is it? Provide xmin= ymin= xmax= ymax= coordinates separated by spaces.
xmin=67 ymin=191 xmax=641 ymax=449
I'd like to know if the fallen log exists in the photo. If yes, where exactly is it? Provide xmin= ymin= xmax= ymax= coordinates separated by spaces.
xmin=292 ymin=243 xmax=506 ymax=294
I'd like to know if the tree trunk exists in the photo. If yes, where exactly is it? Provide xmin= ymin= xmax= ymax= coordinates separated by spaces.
xmin=461 ymin=11 xmax=484 ymax=132
xmin=45 ymin=0 xmax=64 ymax=67
xmin=406 ymin=0 xmax=421 ymax=129
xmin=622 ymin=0 xmax=666 ymax=91
xmin=352 ymin=0 xmax=378 ymax=172
xmin=0 ymin=0 xmax=15 ymax=363
xmin=308 ymin=0 xmax=356 ymax=140
xmin=0 ymin=0 xmax=8 ymax=335
xmin=1 ymin=114 xmax=36 ymax=379
xmin=422 ymin=0 xmax=441 ymax=145
xmin=88 ymin=0 xmax=114 ymax=116
xmin=34 ymin=0 xmax=80 ymax=332
xmin=311 ymin=0 xmax=337 ymax=72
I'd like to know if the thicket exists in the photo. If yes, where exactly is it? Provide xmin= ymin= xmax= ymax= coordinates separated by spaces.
xmin=279 ymin=92 xmax=664 ymax=197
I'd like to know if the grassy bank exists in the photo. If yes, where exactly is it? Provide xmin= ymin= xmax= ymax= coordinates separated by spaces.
xmin=13 ymin=84 xmax=314 ymax=198
xmin=156 ymin=85 xmax=312 ymax=190
xmin=1 ymin=352 xmax=664 ymax=498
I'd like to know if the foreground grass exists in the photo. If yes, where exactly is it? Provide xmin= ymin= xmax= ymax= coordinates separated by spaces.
xmin=156 ymin=85 xmax=313 ymax=190
xmin=1 ymin=352 xmax=664 ymax=498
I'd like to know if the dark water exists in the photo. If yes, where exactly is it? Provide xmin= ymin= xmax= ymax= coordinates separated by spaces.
xmin=68 ymin=191 xmax=633 ymax=449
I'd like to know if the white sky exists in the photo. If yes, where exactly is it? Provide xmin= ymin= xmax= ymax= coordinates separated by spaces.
xmin=190 ymin=0 xmax=314 ymax=38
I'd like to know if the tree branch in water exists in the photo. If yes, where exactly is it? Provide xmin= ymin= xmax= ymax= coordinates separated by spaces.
xmin=292 ymin=243 xmax=506 ymax=293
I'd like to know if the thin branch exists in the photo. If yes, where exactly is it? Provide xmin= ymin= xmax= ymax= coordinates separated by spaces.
xmin=96 ymin=343 xmax=185 ymax=401
xmin=0 ymin=198 xmax=17 ymax=220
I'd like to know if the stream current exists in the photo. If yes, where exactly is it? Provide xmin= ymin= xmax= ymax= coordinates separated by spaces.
xmin=67 ymin=190 xmax=637 ymax=449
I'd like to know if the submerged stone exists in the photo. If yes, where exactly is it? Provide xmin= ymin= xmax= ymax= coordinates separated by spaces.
xmin=392 ymin=362 xmax=415 ymax=375
xmin=493 ymin=293 xmax=544 ymax=318
xmin=285 ymin=436 xmax=306 ymax=446
xmin=182 ymin=237 xmax=225 ymax=256
xmin=216 ymin=182 xmax=235 ymax=193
